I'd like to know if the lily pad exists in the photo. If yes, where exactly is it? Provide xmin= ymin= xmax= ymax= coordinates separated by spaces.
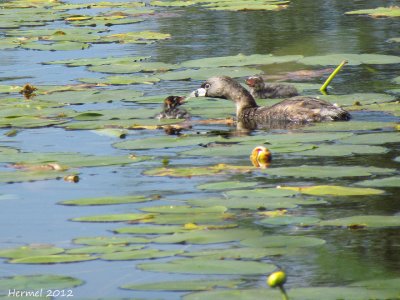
xmin=101 ymin=31 xmax=171 ymax=44
xmin=182 ymin=247 xmax=298 ymax=259
xmin=241 ymin=235 xmax=326 ymax=248
xmin=73 ymin=236 xmax=150 ymax=246
xmin=319 ymin=215 xmax=400 ymax=228
xmin=87 ymin=62 xmax=179 ymax=74
xmin=157 ymin=67 xmax=261 ymax=81
xmin=181 ymin=53 xmax=302 ymax=68
xmin=121 ymin=279 xmax=244 ymax=291
xmin=9 ymin=254 xmax=96 ymax=264
xmin=138 ymin=258 xmax=275 ymax=275
xmin=298 ymin=53 xmax=400 ymax=66
xmin=143 ymin=164 xmax=252 ymax=177
xmin=356 ymin=176 xmax=400 ymax=187
xmin=339 ymin=131 xmax=400 ymax=145
xmin=259 ymin=216 xmax=320 ymax=226
xmin=299 ymin=144 xmax=388 ymax=157
xmin=226 ymin=188 xmax=298 ymax=198
xmin=101 ymin=249 xmax=183 ymax=261
xmin=319 ymin=93 xmax=396 ymax=106
xmin=305 ymin=121 xmax=396 ymax=132
xmin=151 ymin=228 xmax=262 ymax=244
xmin=114 ymin=225 xmax=185 ymax=235
xmin=188 ymin=196 xmax=325 ymax=210
xmin=345 ymin=6 xmax=400 ymax=18
xmin=71 ymin=213 xmax=154 ymax=223
xmin=265 ymin=165 xmax=395 ymax=178
xmin=279 ymin=185 xmax=384 ymax=196
xmin=44 ymin=55 xmax=150 ymax=67
xmin=141 ymin=212 xmax=233 ymax=225
xmin=0 ymin=275 xmax=83 ymax=292
xmin=197 ymin=181 xmax=258 ymax=190
xmin=0 ymin=170 xmax=69 ymax=183
xmin=59 ymin=195 xmax=155 ymax=206
xmin=140 ymin=205 xmax=227 ymax=214
xmin=78 ymin=75 xmax=160 ymax=85
xmin=66 ymin=245 xmax=144 ymax=254
xmin=21 ymin=41 xmax=90 ymax=51
xmin=0 ymin=245 xmax=64 ymax=259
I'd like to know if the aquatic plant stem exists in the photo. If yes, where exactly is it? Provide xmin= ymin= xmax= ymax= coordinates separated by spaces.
xmin=320 ymin=60 xmax=348 ymax=92
xmin=279 ymin=285 xmax=289 ymax=300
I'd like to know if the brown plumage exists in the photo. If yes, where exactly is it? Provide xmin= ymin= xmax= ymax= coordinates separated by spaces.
xmin=156 ymin=96 xmax=190 ymax=120
xmin=190 ymin=76 xmax=351 ymax=124
xmin=245 ymin=75 xmax=299 ymax=99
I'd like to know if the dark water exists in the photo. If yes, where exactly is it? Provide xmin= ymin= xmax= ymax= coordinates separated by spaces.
xmin=1 ymin=0 xmax=400 ymax=299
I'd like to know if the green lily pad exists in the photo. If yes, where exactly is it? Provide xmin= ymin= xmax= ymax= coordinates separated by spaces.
xmin=151 ymin=229 xmax=262 ymax=244
xmin=121 ymin=279 xmax=244 ymax=291
xmin=21 ymin=41 xmax=90 ymax=51
xmin=225 ymin=188 xmax=298 ymax=198
xmin=299 ymin=144 xmax=388 ymax=157
xmin=9 ymin=254 xmax=96 ymax=264
xmin=87 ymin=62 xmax=179 ymax=74
xmin=259 ymin=216 xmax=320 ymax=226
xmin=279 ymin=185 xmax=384 ymax=196
xmin=298 ymin=53 xmax=400 ymax=66
xmin=0 ymin=170 xmax=69 ymax=183
xmin=35 ymin=89 xmax=143 ymax=104
xmin=143 ymin=164 xmax=252 ymax=177
xmin=182 ymin=247 xmax=299 ymax=259
xmin=138 ymin=258 xmax=275 ymax=275
xmin=140 ymin=205 xmax=227 ymax=214
xmin=241 ymin=235 xmax=326 ymax=248
xmin=181 ymin=53 xmax=302 ymax=68
xmin=66 ymin=245 xmax=144 ymax=254
xmin=114 ymin=225 xmax=185 ymax=235
xmin=339 ymin=131 xmax=400 ymax=145
xmin=203 ymin=2 xmax=290 ymax=11
xmin=78 ymin=75 xmax=160 ymax=85
xmin=59 ymin=195 xmax=155 ymax=206
xmin=349 ymin=277 xmax=400 ymax=290
xmin=319 ymin=215 xmax=400 ymax=228
xmin=197 ymin=181 xmax=258 ymax=190
xmin=265 ymin=165 xmax=395 ymax=178
xmin=356 ymin=176 xmax=400 ymax=187
xmin=0 ymin=245 xmax=64 ymax=259
xmin=73 ymin=236 xmax=150 ymax=246
xmin=142 ymin=212 xmax=233 ymax=225
xmin=305 ymin=121 xmax=396 ymax=132
xmin=101 ymin=31 xmax=171 ymax=44
xmin=44 ymin=55 xmax=150 ymax=67
xmin=0 ymin=275 xmax=83 ymax=292
xmin=345 ymin=6 xmax=400 ymax=18
xmin=71 ymin=213 xmax=154 ymax=222
xmin=157 ymin=67 xmax=261 ymax=81
xmin=101 ymin=249 xmax=183 ymax=261
xmin=188 ymin=196 xmax=325 ymax=210
xmin=183 ymin=286 xmax=400 ymax=300
xmin=319 ymin=93 xmax=396 ymax=106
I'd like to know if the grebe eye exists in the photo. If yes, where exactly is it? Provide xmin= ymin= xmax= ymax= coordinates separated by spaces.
xmin=204 ymin=83 xmax=210 ymax=89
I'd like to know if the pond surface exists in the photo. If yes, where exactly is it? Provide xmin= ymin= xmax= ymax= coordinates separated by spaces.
xmin=0 ymin=0 xmax=400 ymax=299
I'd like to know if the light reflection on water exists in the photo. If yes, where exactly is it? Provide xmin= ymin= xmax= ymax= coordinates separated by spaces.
xmin=0 ymin=0 xmax=399 ymax=298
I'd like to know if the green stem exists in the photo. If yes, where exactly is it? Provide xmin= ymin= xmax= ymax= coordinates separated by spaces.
xmin=319 ymin=60 xmax=348 ymax=92
xmin=279 ymin=285 xmax=289 ymax=300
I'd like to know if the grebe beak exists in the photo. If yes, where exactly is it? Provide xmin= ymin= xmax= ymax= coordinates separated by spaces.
xmin=189 ymin=88 xmax=207 ymax=98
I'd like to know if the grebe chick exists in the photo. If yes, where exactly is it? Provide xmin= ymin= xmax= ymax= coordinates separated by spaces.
xmin=245 ymin=75 xmax=299 ymax=99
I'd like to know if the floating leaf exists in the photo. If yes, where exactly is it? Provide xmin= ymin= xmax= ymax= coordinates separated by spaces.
xmin=298 ymin=53 xmax=400 ymax=66
xmin=349 ymin=277 xmax=400 ymax=290
xmin=265 ymin=165 xmax=394 ymax=178
xmin=226 ymin=188 xmax=297 ymax=198
xmin=305 ymin=121 xmax=396 ymax=132
xmin=0 ymin=245 xmax=64 ymax=259
xmin=356 ymin=176 xmax=400 ymax=187
xmin=140 ymin=205 xmax=227 ymax=214
xmin=241 ymin=235 xmax=326 ymax=248
xmin=345 ymin=6 xmax=400 ymax=18
xmin=60 ymin=195 xmax=155 ymax=206
xmin=21 ymin=41 xmax=90 ymax=51
xmin=73 ymin=236 xmax=149 ymax=246
xmin=114 ymin=225 xmax=185 ymax=235
xmin=78 ymin=75 xmax=160 ymax=85
xmin=339 ymin=131 xmax=400 ymax=145
xmin=141 ymin=212 xmax=233 ymax=225
xmin=138 ymin=258 xmax=275 ymax=275
xmin=9 ymin=254 xmax=96 ymax=264
xmin=66 ymin=245 xmax=144 ymax=254
xmin=181 ymin=53 xmax=302 ymax=68
xmin=87 ymin=62 xmax=179 ymax=74
xmin=259 ymin=216 xmax=321 ymax=226
xmin=121 ymin=279 xmax=244 ymax=291
xmin=299 ymin=144 xmax=388 ymax=157
xmin=319 ymin=93 xmax=396 ymax=106
xmin=151 ymin=229 xmax=262 ymax=244
xmin=101 ymin=249 xmax=183 ymax=261
xmin=279 ymin=185 xmax=384 ymax=196
xmin=197 ymin=181 xmax=258 ymax=190
xmin=0 ymin=275 xmax=83 ymax=292
xmin=157 ymin=67 xmax=261 ymax=81
xmin=319 ymin=215 xmax=400 ymax=228
xmin=188 ymin=196 xmax=325 ymax=210
xmin=71 ymin=213 xmax=154 ymax=223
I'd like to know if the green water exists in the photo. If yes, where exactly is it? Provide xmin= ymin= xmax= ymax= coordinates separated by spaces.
xmin=0 ymin=0 xmax=399 ymax=299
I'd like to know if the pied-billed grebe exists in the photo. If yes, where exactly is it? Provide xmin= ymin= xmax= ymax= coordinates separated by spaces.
xmin=245 ymin=75 xmax=299 ymax=99
xmin=190 ymin=76 xmax=350 ymax=124
xmin=156 ymin=96 xmax=190 ymax=120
